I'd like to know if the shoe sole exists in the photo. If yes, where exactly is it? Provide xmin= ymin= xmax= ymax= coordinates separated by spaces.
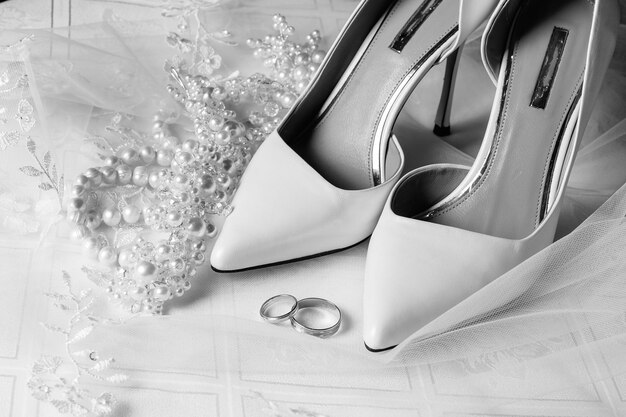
xmin=210 ymin=235 xmax=371 ymax=274
xmin=363 ymin=342 xmax=397 ymax=353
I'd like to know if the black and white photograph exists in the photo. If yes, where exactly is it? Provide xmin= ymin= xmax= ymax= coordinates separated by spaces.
xmin=0 ymin=0 xmax=625 ymax=416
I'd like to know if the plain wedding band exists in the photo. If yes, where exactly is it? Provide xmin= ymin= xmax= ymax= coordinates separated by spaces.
xmin=259 ymin=294 xmax=299 ymax=323
xmin=290 ymin=297 xmax=341 ymax=338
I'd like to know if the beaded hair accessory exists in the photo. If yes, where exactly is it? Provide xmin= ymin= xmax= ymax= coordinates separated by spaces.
xmin=66 ymin=14 xmax=326 ymax=314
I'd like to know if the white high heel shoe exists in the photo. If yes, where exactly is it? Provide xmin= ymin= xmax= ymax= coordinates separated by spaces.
xmin=363 ymin=0 xmax=620 ymax=351
xmin=210 ymin=0 xmax=499 ymax=272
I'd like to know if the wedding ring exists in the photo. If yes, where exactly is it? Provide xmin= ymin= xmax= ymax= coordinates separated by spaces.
xmin=290 ymin=297 xmax=341 ymax=338
xmin=259 ymin=294 xmax=299 ymax=323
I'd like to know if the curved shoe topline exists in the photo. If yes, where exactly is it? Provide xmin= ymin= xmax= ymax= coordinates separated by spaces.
xmin=210 ymin=0 xmax=500 ymax=272
xmin=363 ymin=0 xmax=620 ymax=352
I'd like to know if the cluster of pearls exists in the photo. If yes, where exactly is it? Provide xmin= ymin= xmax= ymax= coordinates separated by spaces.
xmin=66 ymin=15 xmax=325 ymax=314
xmin=68 ymin=141 xmax=218 ymax=313
xmin=247 ymin=14 xmax=326 ymax=95
xmin=102 ymin=235 xmax=205 ymax=314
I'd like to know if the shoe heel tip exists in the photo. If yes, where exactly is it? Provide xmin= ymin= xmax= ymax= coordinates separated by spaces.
xmin=433 ymin=124 xmax=451 ymax=137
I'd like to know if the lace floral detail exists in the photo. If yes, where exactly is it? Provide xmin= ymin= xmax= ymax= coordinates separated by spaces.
xmin=21 ymin=137 xmax=64 ymax=204
xmin=28 ymin=271 xmax=128 ymax=416
xmin=195 ymin=44 xmax=222 ymax=76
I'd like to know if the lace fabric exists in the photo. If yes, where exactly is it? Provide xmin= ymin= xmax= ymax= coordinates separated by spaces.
xmin=1 ymin=2 xmax=626 ymax=416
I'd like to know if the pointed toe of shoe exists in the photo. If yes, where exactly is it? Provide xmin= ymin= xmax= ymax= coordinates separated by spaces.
xmin=209 ymin=233 xmax=248 ymax=272
xmin=210 ymin=131 xmax=403 ymax=271
xmin=362 ymin=165 xmax=542 ymax=350
xmin=363 ymin=244 xmax=434 ymax=351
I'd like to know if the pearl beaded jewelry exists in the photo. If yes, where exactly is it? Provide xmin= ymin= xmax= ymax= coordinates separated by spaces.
xmin=67 ymin=15 xmax=325 ymax=315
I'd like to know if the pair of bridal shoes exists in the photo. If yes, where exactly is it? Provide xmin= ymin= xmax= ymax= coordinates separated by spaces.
xmin=211 ymin=0 xmax=500 ymax=271
xmin=210 ymin=0 xmax=620 ymax=352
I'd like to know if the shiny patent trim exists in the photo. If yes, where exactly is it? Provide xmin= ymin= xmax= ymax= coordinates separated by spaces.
xmin=422 ymin=43 xmax=582 ymax=222
xmin=390 ymin=0 xmax=445 ymax=53
xmin=539 ymin=87 xmax=581 ymax=221
xmin=373 ymin=28 xmax=458 ymax=184
xmin=530 ymin=27 xmax=569 ymax=109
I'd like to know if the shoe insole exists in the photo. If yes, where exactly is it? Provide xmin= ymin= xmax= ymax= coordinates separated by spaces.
xmin=427 ymin=0 xmax=592 ymax=240
xmin=292 ymin=0 xmax=460 ymax=190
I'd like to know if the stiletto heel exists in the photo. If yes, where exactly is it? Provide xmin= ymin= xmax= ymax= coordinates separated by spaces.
xmin=363 ymin=0 xmax=620 ymax=351
xmin=433 ymin=43 xmax=464 ymax=137
xmin=210 ymin=0 xmax=499 ymax=272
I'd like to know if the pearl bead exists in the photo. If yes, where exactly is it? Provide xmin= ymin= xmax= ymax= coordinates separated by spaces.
xmin=102 ymin=208 xmax=122 ymax=226
xmin=84 ymin=168 xmax=102 ymax=187
xmin=311 ymin=50 xmax=325 ymax=64
xmin=199 ymin=174 xmax=216 ymax=194
xmin=155 ymin=244 xmax=172 ymax=261
xmin=166 ymin=212 xmax=183 ymax=227
xmin=156 ymin=150 xmax=173 ymax=166
xmin=68 ymin=198 xmax=86 ymax=212
xmin=104 ymin=156 xmax=119 ymax=166
xmin=175 ymin=152 xmax=193 ymax=166
xmin=280 ymin=92 xmax=297 ymax=108
xmin=186 ymin=217 xmax=206 ymax=238
xmin=214 ymin=131 xmax=229 ymax=145
xmin=182 ymin=140 xmax=198 ymax=152
xmin=98 ymin=246 xmax=118 ymax=266
xmin=118 ymin=248 xmax=137 ymax=268
xmin=148 ymin=171 xmax=161 ymax=189
xmin=139 ymin=146 xmax=156 ymax=164
xmin=173 ymin=174 xmax=188 ymax=188
xmin=75 ymin=175 xmax=92 ymax=190
xmin=216 ymin=175 xmax=231 ymax=189
xmin=82 ymin=237 xmax=100 ymax=258
xmin=132 ymin=166 xmax=149 ymax=187
xmin=208 ymin=116 xmax=225 ymax=132
xmin=100 ymin=166 xmax=117 ymax=184
xmin=116 ymin=164 xmax=133 ymax=185
xmin=119 ymin=148 xmax=140 ymax=166
xmin=295 ymin=80 xmax=308 ymax=93
xmin=152 ymin=285 xmax=171 ymax=302
xmin=294 ymin=53 xmax=310 ymax=65
xmin=71 ymin=185 xmax=86 ymax=198
xmin=292 ymin=65 xmax=308 ymax=81
xmin=135 ymin=261 xmax=157 ymax=281
xmin=85 ymin=210 xmax=102 ymax=230
xmin=122 ymin=206 xmax=141 ymax=224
